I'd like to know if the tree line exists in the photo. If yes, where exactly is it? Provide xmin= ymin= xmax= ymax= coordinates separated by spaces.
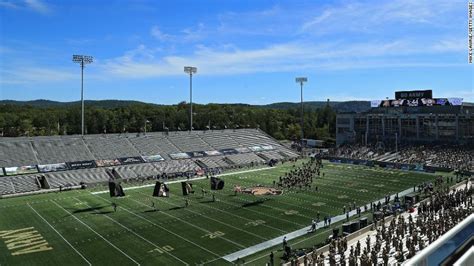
xmin=0 ymin=102 xmax=336 ymax=141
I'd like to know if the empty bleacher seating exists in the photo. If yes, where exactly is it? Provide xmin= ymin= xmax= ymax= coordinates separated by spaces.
xmin=0 ymin=129 xmax=298 ymax=196
xmin=83 ymin=135 xmax=140 ymax=159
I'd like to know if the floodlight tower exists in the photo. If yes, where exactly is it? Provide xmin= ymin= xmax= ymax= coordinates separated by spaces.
xmin=184 ymin=66 xmax=197 ymax=131
xmin=295 ymin=77 xmax=308 ymax=143
xmin=72 ymin=55 xmax=93 ymax=135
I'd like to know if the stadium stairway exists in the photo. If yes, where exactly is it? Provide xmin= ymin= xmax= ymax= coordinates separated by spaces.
xmin=278 ymin=151 xmax=290 ymax=159
xmin=223 ymin=157 xmax=236 ymax=166
xmin=194 ymin=160 xmax=209 ymax=169
xmin=256 ymin=152 xmax=271 ymax=162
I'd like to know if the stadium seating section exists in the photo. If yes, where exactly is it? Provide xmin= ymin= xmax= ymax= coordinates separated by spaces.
xmin=0 ymin=129 xmax=298 ymax=196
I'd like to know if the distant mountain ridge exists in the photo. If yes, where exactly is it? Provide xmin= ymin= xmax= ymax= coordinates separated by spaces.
xmin=0 ymin=99 xmax=372 ymax=112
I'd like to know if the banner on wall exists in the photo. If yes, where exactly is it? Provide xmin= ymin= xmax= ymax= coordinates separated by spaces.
xmin=186 ymin=151 xmax=206 ymax=158
xmin=95 ymin=159 xmax=121 ymax=167
xmin=67 ymin=160 xmax=96 ymax=170
xmin=169 ymin=153 xmax=191 ymax=160
xmin=219 ymin=148 xmax=239 ymax=155
xmin=249 ymin=146 xmax=264 ymax=152
xmin=5 ymin=165 xmax=38 ymax=176
xmin=204 ymin=150 xmax=222 ymax=156
xmin=261 ymin=145 xmax=274 ymax=151
xmin=142 ymin=154 xmax=165 ymax=162
xmin=118 ymin=157 xmax=144 ymax=165
xmin=235 ymin=147 xmax=251 ymax=153
xmin=38 ymin=163 xmax=69 ymax=173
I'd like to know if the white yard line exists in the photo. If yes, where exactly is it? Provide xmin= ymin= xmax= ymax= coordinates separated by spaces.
xmin=136 ymin=191 xmax=269 ymax=241
xmin=72 ymin=198 xmax=189 ymax=266
xmin=170 ymin=192 xmax=287 ymax=234
xmin=127 ymin=197 xmax=246 ymax=249
xmin=93 ymin=193 xmax=223 ymax=260
xmin=27 ymin=203 xmax=92 ymax=266
xmin=51 ymin=200 xmax=140 ymax=265
xmin=90 ymin=167 xmax=273 ymax=195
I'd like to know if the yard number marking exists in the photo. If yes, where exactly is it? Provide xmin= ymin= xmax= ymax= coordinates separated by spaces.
xmin=201 ymin=231 xmax=225 ymax=239
xmin=245 ymin=220 xmax=266 ymax=226
xmin=148 ymin=245 xmax=174 ymax=254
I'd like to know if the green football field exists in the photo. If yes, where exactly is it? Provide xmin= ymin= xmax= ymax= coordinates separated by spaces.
xmin=0 ymin=161 xmax=437 ymax=265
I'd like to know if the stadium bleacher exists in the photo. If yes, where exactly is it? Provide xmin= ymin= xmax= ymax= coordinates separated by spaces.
xmin=0 ymin=140 xmax=38 ymax=166
xmin=46 ymin=168 xmax=110 ymax=188
xmin=0 ymin=178 xmax=15 ymax=195
xmin=0 ymin=129 xmax=298 ymax=196
xmin=32 ymin=137 xmax=94 ymax=164
xmin=10 ymin=175 xmax=40 ymax=193
xmin=84 ymin=135 xmax=141 ymax=159
xmin=227 ymin=153 xmax=265 ymax=165
xmin=128 ymin=133 xmax=181 ymax=159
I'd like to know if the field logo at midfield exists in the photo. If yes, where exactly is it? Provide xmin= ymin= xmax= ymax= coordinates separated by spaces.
xmin=0 ymin=227 xmax=52 ymax=256
xmin=241 ymin=187 xmax=283 ymax=196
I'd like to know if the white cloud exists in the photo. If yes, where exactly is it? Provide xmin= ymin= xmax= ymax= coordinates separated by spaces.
xmin=300 ymin=0 xmax=461 ymax=34
xmin=431 ymin=38 xmax=465 ymax=52
xmin=101 ymin=36 xmax=466 ymax=78
xmin=0 ymin=67 xmax=75 ymax=85
xmin=150 ymin=24 xmax=207 ymax=43
xmin=150 ymin=26 xmax=170 ymax=41
xmin=0 ymin=0 xmax=51 ymax=14
xmin=0 ymin=1 xmax=17 ymax=9
xmin=25 ymin=0 xmax=50 ymax=14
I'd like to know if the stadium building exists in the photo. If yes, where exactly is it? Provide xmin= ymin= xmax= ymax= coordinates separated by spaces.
xmin=336 ymin=90 xmax=474 ymax=146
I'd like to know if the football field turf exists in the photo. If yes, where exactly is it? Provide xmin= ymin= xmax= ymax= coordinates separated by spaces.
xmin=0 ymin=161 xmax=437 ymax=265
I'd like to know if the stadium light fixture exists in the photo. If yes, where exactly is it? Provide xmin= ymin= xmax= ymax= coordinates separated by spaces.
xmin=295 ymin=77 xmax=308 ymax=145
xmin=184 ymin=66 xmax=197 ymax=131
xmin=72 ymin=55 xmax=94 ymax=135
xmin=144 ymin=120 xmax=151 ymax=135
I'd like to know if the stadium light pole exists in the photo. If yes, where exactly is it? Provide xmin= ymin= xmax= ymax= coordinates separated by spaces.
xmin=144 ymin=120 xmax=151 ymax=135
xmin=295 ymin=77 xmax=307 ymax=145
xmin=73 ymin=55 xmax=93 ymax=135
xmin=184 ymin=66 xmax=197 ymax=131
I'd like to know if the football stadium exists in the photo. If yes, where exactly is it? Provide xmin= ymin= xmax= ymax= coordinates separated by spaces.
xmin=0 ymin=92 xmax=473 ymax=265
xmin=1 ymin=1 xmax=473 ymax=266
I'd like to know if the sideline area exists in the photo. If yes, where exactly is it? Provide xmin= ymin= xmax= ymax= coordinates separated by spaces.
xmin=222 ymin=186 xmax=415 ymax=262
xmin=91 ymin=166 xmax=273 ymax=195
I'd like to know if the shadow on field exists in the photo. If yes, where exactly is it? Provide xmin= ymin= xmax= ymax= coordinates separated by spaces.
xmin=144 ymin=209 xmax=159 ymax=213
xmin=73 ymin=206 xmax=106 ymax=214
xmin=242 ymin=199 xmax=268 ymax=207
xmin=169 ymin=206 xmax=184 ymax=211
xmin=92 ymin=211 xmax=113 ymax=215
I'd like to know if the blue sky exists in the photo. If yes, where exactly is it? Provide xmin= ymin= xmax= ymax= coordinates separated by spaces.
xmin=0 ymin=0 xmax=472 ymax=104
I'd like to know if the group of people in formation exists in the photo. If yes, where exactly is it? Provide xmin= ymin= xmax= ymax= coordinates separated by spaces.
xmin=275 ymin=157 xmax=323 ymax=191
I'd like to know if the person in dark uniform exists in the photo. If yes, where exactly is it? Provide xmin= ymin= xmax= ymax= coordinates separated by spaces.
xmin=269 ymin=251 xmax=274 ymax=266
xmin=112 ymin=202 xmax=117 ymax=212
xmin=185 ymin=199 xmax=189 ymax=208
